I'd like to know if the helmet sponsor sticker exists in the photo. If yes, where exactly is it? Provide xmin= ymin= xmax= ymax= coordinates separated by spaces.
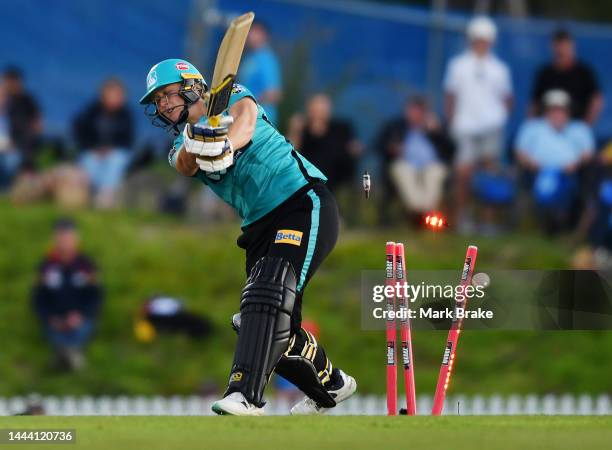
xmin=147 ymin=70 xmax=157 ymax=88
xmin=176 ymin=62 xmax=189 ymax=70
xmin=274 ymin=229 xmax=303 ymax=246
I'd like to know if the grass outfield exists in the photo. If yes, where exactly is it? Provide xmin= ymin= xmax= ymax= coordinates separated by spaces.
xmin=3 ymin=200 xmax=612 ymax=396
xmin=2 ymin=416 xmax=611 ymax=450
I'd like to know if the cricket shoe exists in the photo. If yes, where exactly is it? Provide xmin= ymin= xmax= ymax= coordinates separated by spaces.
xmin=290 ymin=369 xmax=357 ymax=415
xmin=212 ymin=392 xmax=264 ymax=416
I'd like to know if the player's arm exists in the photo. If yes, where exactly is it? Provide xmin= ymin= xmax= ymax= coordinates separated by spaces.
xmin=227 ymin=97 xmax=258 ymax=149
xmin=176 ymin=146 xmax=199 ymax=177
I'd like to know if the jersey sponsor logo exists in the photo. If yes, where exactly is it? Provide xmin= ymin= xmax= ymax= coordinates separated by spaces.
xmin=147 ymin=70 xmax=157 ymax=88
xmin=274 ymin=229 xmax=303 ymax=246
xmin=175 ymin=62 xmax=189 ymax=71
xmin=231 ymin=83 xmax=244 ymax=94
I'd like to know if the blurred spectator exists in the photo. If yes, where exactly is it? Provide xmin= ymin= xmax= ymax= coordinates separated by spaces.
xmin=588 ymin=143 xmax=612 ymax=267
xmin=530 ymin=29 xmax=603 ymax=124
xmin=515 ymin=90 xmax=594 ymax=233
xmin=0 ymin=79 xmax=15 ymax=190
xmin=240 ymin=21 xmax=282 ymax=124
xmin=0 ymin=67 xmax=42 ymax=186
xmin=443 ymin=17 xmax=513 ymax=232
xmin=288 ymin=93 xmax=361 ymax=194
xmin=73 ymin=78 xmax=133 ymax=208
xmin=376 ymin=96 xmax=453 ymax=219
xmin=32 ymin=219 xmax=103 ymax=371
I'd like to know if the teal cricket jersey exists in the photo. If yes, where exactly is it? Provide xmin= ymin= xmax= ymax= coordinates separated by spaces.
xmin=169 ymin=84 xmax=326 ymax=227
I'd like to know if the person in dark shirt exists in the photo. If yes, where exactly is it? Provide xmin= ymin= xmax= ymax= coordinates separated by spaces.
xmin=288 ymin=93 xmax=361 ymax=193
xmin=530 ymin=29 xmax=603 ymax=123
xmin=73 ymin=78 xmax=133 ymax=207
xmin=376 ymin=96 xmax=453 ymax=223
xmin=32 ymin=219 xmax=103 ymax=371
xmin=1 ymin=67 xmax=42 ymax=178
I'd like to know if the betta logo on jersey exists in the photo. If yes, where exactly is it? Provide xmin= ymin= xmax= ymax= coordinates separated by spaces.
xmin=274 ymin=229 xmax=303 ymax=246
xmin=175 ymin=62 xmax=189 ymax=71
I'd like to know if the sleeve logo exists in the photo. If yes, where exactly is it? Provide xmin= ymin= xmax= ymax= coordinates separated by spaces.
xmin=168 ymin=144 xmax=177 ymax=166
xmin=274 ymin=229 xmax=303 ymax=246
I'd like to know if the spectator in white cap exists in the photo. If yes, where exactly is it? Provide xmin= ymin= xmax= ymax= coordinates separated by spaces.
xmin=443 ymin=16 xmax=513 ymax=232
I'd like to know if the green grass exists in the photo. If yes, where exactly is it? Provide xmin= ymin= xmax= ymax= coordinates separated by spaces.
xmin=2 ymin=200 xmax=612 ymax=396
xmin=2 ymin=416 xmax=611 ymax=450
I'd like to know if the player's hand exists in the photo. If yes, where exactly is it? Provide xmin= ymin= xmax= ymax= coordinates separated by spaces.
xmin=183 ymin=116 xmax=234 ymax=157
xmin=195 ymin=138 xmax=234 ymax=173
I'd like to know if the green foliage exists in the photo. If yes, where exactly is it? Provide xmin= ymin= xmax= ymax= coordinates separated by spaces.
xmin=1 ymin=200 xmax=611 ymax=396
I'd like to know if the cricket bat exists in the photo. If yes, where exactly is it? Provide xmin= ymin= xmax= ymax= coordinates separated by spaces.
xmin=206 ymin=11 xmax=255 ymax=127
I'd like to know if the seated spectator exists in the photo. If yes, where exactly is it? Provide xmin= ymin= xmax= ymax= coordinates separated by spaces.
xmin=377 ymin=96 xmax=453 ymax=219
xmin=530 ymin=29 xmax=603 ymax=124
xmin=0 ymin=67 xmax=42 ymax=189
xmin=73 ymin=78 xmax=133 ymax=208
xmin=585 ymin=143 xmax=612 ymax=267
xmin=32 ymin=219 xmax=103 ymax=371
xmin=515 ymin=90 xmax=594 ymax=233
xmin=240 ymin=21 xmax=282 ymax=124
xmin=288 ymin=93 xmax=361 ymax=194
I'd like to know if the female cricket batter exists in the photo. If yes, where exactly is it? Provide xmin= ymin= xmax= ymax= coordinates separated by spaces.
xmin=140 ymin=59 xmax=356 ymax=415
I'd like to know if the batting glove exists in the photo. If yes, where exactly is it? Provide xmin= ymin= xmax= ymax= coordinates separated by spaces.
xmin=195 ymin=138 xmax=234 ymax=173
xmin=183 ymin=115 xmax=234 ymax=157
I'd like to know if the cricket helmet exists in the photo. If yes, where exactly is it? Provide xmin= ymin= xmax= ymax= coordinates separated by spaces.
xmin=140 ymin=58 xmax=208 ymax=134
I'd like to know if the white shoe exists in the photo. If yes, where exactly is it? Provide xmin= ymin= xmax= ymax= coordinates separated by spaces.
xmin=212 ymin=392 xmax=265 ymax=416
xmin=290 ymin=369 xmax=357 ymax=415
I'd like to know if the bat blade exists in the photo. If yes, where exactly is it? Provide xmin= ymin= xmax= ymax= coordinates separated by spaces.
xmin=207 ymin=11 xmax=254 ymax=126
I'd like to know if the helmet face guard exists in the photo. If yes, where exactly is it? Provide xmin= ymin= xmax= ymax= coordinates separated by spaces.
xmin=143 ymin=74 xmax=207 ymax=136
